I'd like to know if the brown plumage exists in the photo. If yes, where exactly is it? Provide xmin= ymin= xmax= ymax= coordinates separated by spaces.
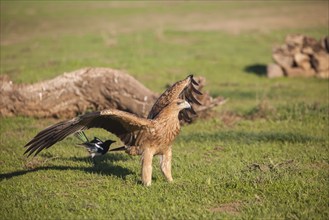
xmin=148 ymin=74 xmax=202 ymax=122
xmin=23 ymin=75 xmax=202 ymax=186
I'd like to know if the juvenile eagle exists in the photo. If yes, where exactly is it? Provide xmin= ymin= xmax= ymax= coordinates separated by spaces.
xmin=24 ymin=75 xmax=202 ymax=186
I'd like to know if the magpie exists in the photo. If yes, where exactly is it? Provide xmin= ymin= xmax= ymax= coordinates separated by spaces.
xmin=75 ymin=131 xmax=116 ymax=158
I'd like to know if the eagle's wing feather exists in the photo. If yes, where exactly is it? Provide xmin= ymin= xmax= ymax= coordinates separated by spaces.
xmin=24 ymin=109 xmax=150 ymax=156
xmin=147 ymin=75 xmax=202 ymax=121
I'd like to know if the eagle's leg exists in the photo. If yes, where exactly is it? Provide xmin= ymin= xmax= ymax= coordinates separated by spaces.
xmin=160 ymin=147 xmax=173 ymax=182
xmin=141 ymin=148 xmax=154 ymax=186
xmin=125 ymin=146 xmax=140 ymax=155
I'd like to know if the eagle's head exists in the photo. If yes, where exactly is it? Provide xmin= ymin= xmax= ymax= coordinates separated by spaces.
xmin=155 ymin=99 xmax=191 ymax=120
xmin=175 ymin=99 xmax=191 ymax=110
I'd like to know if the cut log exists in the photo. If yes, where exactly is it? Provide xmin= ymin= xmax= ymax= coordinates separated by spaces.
xmin=303 ymin=36 xmax=324 ymax=53
xmin=294 ymin=53 xmax=312 ymax=70
xmin=284 ymin=66 xmax=316 ymax=77
xmin=272 ymin=53 xmax=294 ymax=69
xmin=267 ymin=63 xmax=284 ymax=78
xmin=301 ymin=47 xmax=314 ymax=55
xmin=0 ymin=68 xmax=225 ymax=121
xmin=311 ymin=52 xmax=329 ymax=72
xmin=322 ymin=36 xmax=329 ymax=53
xmin=316 ymin=70 xmax=329 ymax=79
xmin=285 ymin=34 xmax=304 ymax=46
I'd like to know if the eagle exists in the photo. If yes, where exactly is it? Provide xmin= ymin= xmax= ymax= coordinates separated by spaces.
xmin=23 ymin=75 xmax=202 ymax=186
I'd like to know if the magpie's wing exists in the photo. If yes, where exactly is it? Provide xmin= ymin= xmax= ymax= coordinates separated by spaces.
xmin=78 ymin=142 xmax=98 ymax=153
xmin=24 ymin=109 xmax=150 ymax=157
xmin=94 ymin=144 xmax=104 ymax=151
xmin=90 ymin=137 xmax=103 ymax=145
xmin=147 ymin=75 xmax=202 ymax=122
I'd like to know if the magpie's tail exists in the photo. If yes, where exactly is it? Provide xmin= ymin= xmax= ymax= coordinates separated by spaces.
xmin=75 ymin=131 xmax=89 ymax=143
xmin=109 ymin=146 xmax=126 ymax=152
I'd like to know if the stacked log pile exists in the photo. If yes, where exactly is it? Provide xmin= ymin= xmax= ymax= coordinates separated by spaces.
xmin=267 ymin=35 xmax=329 ymax=79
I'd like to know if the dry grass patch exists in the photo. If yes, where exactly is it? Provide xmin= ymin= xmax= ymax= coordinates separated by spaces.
xmin=210 ymin=201 xmax=242 ymax=216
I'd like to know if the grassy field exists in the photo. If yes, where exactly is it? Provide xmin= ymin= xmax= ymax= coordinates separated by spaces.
xmin=1 ymin=1 xmax=328 ymax=219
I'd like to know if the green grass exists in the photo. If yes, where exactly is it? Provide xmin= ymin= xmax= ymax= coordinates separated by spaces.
xmin=1 ymin=1 xmax=328 ymax=219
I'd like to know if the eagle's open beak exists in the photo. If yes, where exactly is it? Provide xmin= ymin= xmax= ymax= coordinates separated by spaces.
xmin=182 ymin=101 xmax=191 ymax=109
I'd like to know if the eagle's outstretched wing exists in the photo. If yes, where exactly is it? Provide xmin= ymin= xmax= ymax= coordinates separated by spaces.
xmin=24 ymin=109 xmax=150 ymax=157
xmin=147 ymin=75 xmax=202 ymax=122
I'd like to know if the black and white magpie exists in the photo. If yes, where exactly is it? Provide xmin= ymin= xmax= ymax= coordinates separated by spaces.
xmin=75 ymin=131 xmax=116 ymax=158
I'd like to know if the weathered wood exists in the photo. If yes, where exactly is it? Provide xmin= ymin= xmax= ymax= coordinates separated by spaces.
xmin=317 ymin=70 xmax=329 ymax=79
xmin=284 ymin=67 xmax=316 ymax=78
xmin=322 ymin=36 xmax=329 ymax=53
xmin=285 ymin=34 xmax=304 ymax=46
xmin=294 ymin=53 xmax=312 ymax=70
xmin=311 ymin=52 xmax=329 ymax=72
xmin=267 ymin=63 xmax=284 ymax=78
xmin=272 ymin=53 xmax=294 ymax=69
xmin=0 ymin=68 xmax=225 ymax=120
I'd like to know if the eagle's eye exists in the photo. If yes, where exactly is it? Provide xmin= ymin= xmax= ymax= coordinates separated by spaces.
xmin=176 ymin=101 xmax=183 ymax=105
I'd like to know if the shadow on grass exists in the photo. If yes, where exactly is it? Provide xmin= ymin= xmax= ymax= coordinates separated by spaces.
xmin=244 ymin=64 xmax=267 ymax=77
xmin=0 ymin=153 xmax=133 ymax=181
xmin=180 ymin=130 xmax=323 ymax=144
xmin=66 ymin=152 xmax=130 ymax=163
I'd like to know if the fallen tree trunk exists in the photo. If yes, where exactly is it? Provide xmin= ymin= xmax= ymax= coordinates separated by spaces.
xmin=0 ymin=68 xmax=225 ymax=121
